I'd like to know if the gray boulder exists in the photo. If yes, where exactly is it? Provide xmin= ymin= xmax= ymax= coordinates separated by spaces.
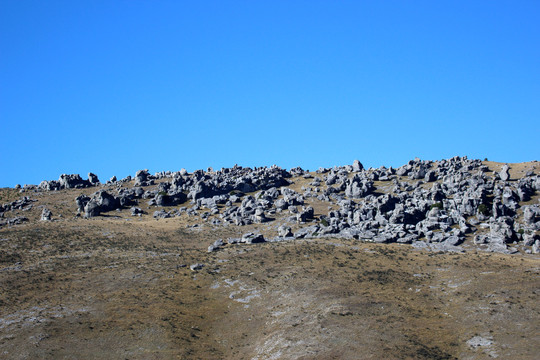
xmin=40 ymin=208 xmax=52 ymax=221
xmin=135 ymin=169 xmax=151 ymax=186
xmin=241 ymin=233 xmax=265 ymax=244
xmin=499 ymin=164 xmax=510 ymax=181
xmin=95 ymin=190 xmax=119 ymax=212
xmin=490 ymin=217 xmax=515 ymax=240
xmin=522 ymin=232 xmax=536 ymax=246
xmin=38 ymin=180 xmax=60 ymax=191
xmin=155 ymin=193 xmax=169 ymax=206
xmin=130 ymin=207 xmax=144 ymax=216
xmin=75 ymin=195 xmax=90 ymax=214
xmin=297 ymin=206 xmax=314 ymax=223
xmin=408 ymin=165 xmax=427 ymax=180
xmin=275 ymin=198 xmax=288 ymax=210
xmin=424 ymin=170 xmax=437 ymax=182
xmin=278 ymin=225 xmax=293 ymax=238
xmin=523 ymin=206 xmax=538 ymax=225
xmin=474 ymin=233 xmax=510 ymax=253
xmin=294 ymin=225 xmax=320 ymax=238
xmin=190 ymin=263 xmax=204 ymax=271
xmin=345 ymin=177 xmax=374 ymax=199
xmin=288 ymin=206 xmax=298 ymax=214
xmin=533 ymin=240 xmax=540 ymax=254
xmin=352 ymin=160 xmax=364 ymax=172
xmin=254 ymin=208 xmax=268 ymax=223
xmin=208 ymin=239 xmax=224 ymax=252
xmin=59 ymin=174 xmax=88 ymax=189
xmin=153 ymin=210 xmax=172 ymax=219
xmin=84 ymin=200 xmax=101 ymax=218
xmin=88 ymin=172 xmax=100 ymax=185
xmin=310 ymin=177 xmax=322 ymax=187
xmin=396 ymin=165 xmax=410 ymax=176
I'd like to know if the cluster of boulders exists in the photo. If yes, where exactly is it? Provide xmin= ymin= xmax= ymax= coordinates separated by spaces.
xmin=37 ymin=173 xmax=100 ymax=191
xmin=213 ymin=187 xmax=308 ymax=225
xmin=0 ymin=216 xmax=28 ymax=227
xmin=0 ymin=197 xmax=36 ymax=228
xmin=79 ymin=158 xmax=539 ymax=253
xmin=75 ymin=190 xmax=123 ymax=218
xmin=7 ymin=157 xmax=539 ymax=254
xmin=0 ymin=197 xmax=36 ymax=213
xmin=208 ymin=157 xmax=538 ymax=254
xmin=72 ymin=165 xmax=292 ymax=219
xmin=290 ymin=157 xmax=539 ymax=254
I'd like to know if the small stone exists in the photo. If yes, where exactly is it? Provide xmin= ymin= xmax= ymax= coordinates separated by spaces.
xmin=190 ymin=263 xmax=204 ymax=271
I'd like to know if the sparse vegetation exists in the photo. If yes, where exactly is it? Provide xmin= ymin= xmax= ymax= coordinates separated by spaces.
xmin=478 ymin=203 xmax=490 ymax=216
xmin=430 ymin=202 xmax=444 ymax=210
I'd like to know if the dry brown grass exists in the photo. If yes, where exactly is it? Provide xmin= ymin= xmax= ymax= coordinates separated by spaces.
xmin=1 ymin=217 xmax=539 ymax=359
xmin=483 ymin=160 xmax=540 ymax=179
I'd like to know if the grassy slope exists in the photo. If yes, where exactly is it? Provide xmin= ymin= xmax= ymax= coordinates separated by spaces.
xmin=1 ymin=161 xmax=539 ymax=359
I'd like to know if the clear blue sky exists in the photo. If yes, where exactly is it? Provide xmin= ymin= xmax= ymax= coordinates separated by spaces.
xmin=1 ymin=1 xmax=539 ymax=187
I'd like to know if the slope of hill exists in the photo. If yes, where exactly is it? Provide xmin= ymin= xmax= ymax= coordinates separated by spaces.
xmin=1 ymin=157 xmax=539 ymax=359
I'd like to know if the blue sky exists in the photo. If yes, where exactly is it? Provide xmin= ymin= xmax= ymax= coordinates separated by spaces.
xmin=1 ymin=1 xmax=539 ymax=187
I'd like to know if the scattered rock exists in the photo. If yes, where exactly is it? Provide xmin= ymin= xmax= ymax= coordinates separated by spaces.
xmin=130 ymin=207 xmax=144 ymax=216
xmin=153 ymin=210 xmax=172 ymax=219
xmin=241 ymin=233 xmax=265 ymax=244
xmin=278 ymin=225 xmax=293 ymax=238
xmin=40 ymin=208 xmax=52 ymax=221
xmin=0 ymin=216 xmax=29 ymax=227
xmin=467 ymin=336 xmax=493 ymax=348
xmin=208 ymin=239 xmax=224 ymax=252
xmin=190 ymin=263 xmax=204 ymax=271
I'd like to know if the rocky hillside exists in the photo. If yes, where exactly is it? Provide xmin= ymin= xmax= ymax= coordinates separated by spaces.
xmin=6 ymin=156 xmax=540 ymax=254
xmin=1 ymin=157 xmax=539 ymax=359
